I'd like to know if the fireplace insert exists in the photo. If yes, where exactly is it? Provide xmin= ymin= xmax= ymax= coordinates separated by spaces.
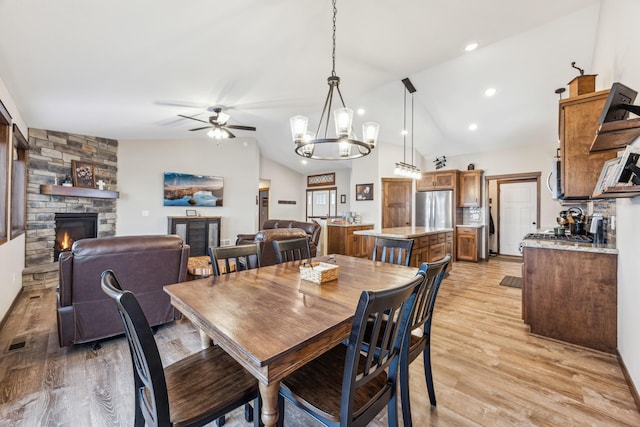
xmin=54 ymin=213 xmax=98 ymax=261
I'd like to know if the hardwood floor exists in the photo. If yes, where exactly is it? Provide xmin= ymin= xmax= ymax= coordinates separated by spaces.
xmin=1 ymin=259 xmax=639 ymax=426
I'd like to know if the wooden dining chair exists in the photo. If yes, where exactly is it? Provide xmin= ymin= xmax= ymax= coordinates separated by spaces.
xmin=273 ymin=237 xmax=311 ymax=264
xmin=209 ymin=243 xmax=261 ymax=276
xmin=399 ymin=253 xmax=452 ymax=427
xmin=278 ymin=270 xmax=426 ymax=427
xmin=372 ymin=237 xmax=414 ymax=266
xmin=101 ymin=270 xmax=262 ymax=427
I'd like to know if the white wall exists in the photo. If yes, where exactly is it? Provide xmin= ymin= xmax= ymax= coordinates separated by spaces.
xmin=117 ymin=138 xmax=262 ymax=243
xmin=259 ymin=156 xmax=306 ymax=223
xmin=591 ymin=0 xmax=640 ymax=397
xmin=0 ymin=76 xmax=27 ymax=321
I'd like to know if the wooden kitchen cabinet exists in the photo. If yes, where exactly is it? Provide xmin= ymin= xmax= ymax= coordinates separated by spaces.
xmin=327 ymin=224 xmax=374 ymax=258
xmin=456 ymin=226 xmax=480 ymax=262
xmin=560 ymin=90 xmax=617 ymax=199
xmin=459 ymin=170 xmax=483 ymax=207
xmin=522 ymin=246 xmax=617 ymax=353
xmin=409 ymin=231 xmax=451 ymax=267
xmin=168 ymin=216 xmax=221 ymax=257
xmin=417 ymin=170 xmax=458 ymax=191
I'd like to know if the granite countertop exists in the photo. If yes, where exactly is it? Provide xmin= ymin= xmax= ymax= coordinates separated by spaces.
xmin=521 ymin=239 xmax=618 ymax=255
xmin=456 ymin=224 xmax=484 ymax=228
xmin=353 ymin=226 xmax=453 ymax=239
xmin=326 ymin=222 xmax=375 ymax=227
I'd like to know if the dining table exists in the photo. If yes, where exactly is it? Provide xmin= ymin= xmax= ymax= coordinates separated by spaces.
xmin=163 ymin=254 xmax=419 ymax=427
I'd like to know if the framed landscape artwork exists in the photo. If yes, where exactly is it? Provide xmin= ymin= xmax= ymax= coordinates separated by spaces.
xmin=163 ymin=172 xmax=224 ymax=206
xmin=71 ymin=160 xmax=95 ymax=188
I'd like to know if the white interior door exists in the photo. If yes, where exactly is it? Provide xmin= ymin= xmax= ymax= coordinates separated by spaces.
xmin=499 ymin=181 xmax=537 ymax=256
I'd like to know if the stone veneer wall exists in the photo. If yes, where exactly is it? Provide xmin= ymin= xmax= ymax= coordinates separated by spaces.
xmin=23 ymin=129 xmax=118 ymax=287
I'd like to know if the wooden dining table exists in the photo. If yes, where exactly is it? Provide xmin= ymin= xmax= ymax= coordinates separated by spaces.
xmin=163 ymin=254 xmax=418 ymax=427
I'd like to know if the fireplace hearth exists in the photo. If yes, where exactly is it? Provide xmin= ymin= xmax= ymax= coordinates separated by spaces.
xmin=54 ymin=213 xmax=98 ymax=261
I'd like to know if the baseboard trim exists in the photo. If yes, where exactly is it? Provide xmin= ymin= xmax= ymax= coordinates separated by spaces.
xmin=618 ymin=349 xmax=640 ymax=413
xmin=0 ymin=288 xmax=23 ymax=333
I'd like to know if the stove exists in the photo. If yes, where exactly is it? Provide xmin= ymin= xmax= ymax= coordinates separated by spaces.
xmin=523 ymin=233 xmax=593 ymax=243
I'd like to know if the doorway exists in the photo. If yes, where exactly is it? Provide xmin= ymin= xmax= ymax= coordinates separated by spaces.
xmin=258 ymin=188 xmax=269 ymax=230
xmin=486 ymin=173 xmax=540 ymax=257
xmin=381 ymin=178 xmax=412 ymax=228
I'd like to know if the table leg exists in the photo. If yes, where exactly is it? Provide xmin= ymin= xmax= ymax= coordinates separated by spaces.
xmin=199 ymin=329 xmax=212 ymax=349
xmin=259 ymin=381 xmax=280 ymax=427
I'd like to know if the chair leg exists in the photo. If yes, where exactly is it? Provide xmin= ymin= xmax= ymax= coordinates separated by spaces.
xmin=387 ymin=394 xmax=399 ymax=427
xmin=399 ymin=356 xmax=413 ymax=427
xmin=216 ymin=415 xmax=225 ymax=426
xmin=245 ymin=403 xmax=253 ymax=422
xmin=423 ymin=344 xmax=437 ymax=407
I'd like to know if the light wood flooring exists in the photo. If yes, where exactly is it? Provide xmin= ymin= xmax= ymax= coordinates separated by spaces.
xmin=1 ymin=259 xmax=639 ymax=426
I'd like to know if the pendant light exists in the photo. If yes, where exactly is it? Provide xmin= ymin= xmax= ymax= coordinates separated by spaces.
xmin=289 ymin=0 xmax=380 ymax=160
xmin=394 ymin=78 xmax=421 ymax=179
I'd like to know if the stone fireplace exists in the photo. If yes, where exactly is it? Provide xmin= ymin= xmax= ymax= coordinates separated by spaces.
xmin=53 ymin=213 xmax=98 ymax=261
xmin=22 ymin=129 xmax=118 ymax=288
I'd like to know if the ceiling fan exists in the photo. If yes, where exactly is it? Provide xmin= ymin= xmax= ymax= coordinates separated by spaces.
xmin=179 ymin=107 xmax=256 ymax=139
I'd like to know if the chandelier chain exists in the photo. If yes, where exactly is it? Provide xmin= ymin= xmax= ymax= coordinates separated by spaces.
xmin=331 ymin=0 xmax=337 ymax=77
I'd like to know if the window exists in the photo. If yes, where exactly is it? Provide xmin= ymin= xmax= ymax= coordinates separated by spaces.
xmin=0 ymin=100 xmax=11 ymax=245
xmin=11 ymin=124 xmax=28 ymax=239
xmin=306 ymin=187 xmax=337 ymax=220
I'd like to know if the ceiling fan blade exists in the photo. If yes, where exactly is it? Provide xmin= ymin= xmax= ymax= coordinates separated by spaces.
xmin=155 ymin=100 xmax=210 ymax=109
xmin=226 ymin=125 xmax=256 ymax=131
xmin=178 ymin=114 xmax=209 ymax=124
xmin=189 ymin=126 xmax=213 ymax=131
xmin=226 ymin=130 xmax=236 ymax=138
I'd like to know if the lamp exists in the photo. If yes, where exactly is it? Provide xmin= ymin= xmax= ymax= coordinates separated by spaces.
xmin=394 ymin=78 xmax=421 ymax=179
xmin=290 ymin=0 xmax=379 ymax=160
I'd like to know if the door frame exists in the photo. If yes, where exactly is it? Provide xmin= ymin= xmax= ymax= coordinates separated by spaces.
xmin=484 ymin=172 xmax=541 ymax=257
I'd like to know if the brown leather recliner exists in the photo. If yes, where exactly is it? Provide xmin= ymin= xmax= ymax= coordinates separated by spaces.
xmin=236 ymin=219 xmax=321 ymax=267
xmin=57 ymin=235 xmax=190 ymax=347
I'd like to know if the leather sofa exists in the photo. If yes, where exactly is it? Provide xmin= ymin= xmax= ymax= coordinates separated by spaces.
xmin=57 ymin=235 xmax=190 ymax=347
xmin=236 ymin=219 xmax=321 ymax=267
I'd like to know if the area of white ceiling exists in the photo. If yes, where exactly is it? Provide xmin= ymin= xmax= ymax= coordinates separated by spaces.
xmin=0 ymin=0 xmax=601 ymax=174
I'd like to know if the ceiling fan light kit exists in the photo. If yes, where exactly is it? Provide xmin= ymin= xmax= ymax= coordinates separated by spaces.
xmin=290 ymin=0 xmax=379 ymax=160
xmin=179 ymin=107 xmax=256 ymax=140
xmin=394 ymin=77 xmax=421 ymax=179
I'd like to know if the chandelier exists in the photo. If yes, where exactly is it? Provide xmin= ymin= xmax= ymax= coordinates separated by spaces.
xmin=290 ymin=0 xmax=380 ymax=160
xmin=394 ymin=78 xmax=421 ymax=179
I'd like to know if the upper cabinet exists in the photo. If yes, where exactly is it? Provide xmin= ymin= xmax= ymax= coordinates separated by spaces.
xmin=417 ymin=170 xmax=458 ymax=191
xmin=560 ymin=90 xmax=617 ymax=199
xmin=459 ymin=170 xmax=483 ymax=207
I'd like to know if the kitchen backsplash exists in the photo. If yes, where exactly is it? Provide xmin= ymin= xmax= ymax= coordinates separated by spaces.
xmin=589 ymin=199 xmax=617 ymax=247
xmin=463 ymin=207 xmax=485 ymax=225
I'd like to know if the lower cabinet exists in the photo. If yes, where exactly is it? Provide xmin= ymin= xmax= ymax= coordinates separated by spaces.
xmin=410 ymin=232 xmax=452 ymax=267
xmin=327 ymin=224 xmax=374 ymax=258
xmin=456 ymin=226 xmax=480 ymax=262
xmin=522 ymin=246 xmax=617 ymax=353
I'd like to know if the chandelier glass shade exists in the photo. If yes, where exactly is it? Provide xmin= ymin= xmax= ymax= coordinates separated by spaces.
xmin=394 ymin=78 xmax=421 ymax=179
xmin=290 ymin=0 xmax=379 ymax=160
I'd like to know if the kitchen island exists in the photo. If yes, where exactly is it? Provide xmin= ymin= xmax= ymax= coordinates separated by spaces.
xmin=353 ymin=226 xmax=453 ymax=267
xmin=521 ymin=238 xmax=618 ymax=353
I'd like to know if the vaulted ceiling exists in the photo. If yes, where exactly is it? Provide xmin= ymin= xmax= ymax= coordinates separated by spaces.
xmin=0 ymin=0 xmax=602 ymax=173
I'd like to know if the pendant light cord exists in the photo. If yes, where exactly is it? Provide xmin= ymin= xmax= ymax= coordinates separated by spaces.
xmin=331 ymin=0 xmax=337 ymax=77
xmin=403 ymin=87 xmax=407 ymax=163
xmin=411 ymin=91 xmax=414 ymax=166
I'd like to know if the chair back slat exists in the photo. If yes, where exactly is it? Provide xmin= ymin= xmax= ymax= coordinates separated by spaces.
xmin=209 ymin=243 xmax=261 ymax=276
xmin=341 ymin=271 xmax=425 ymax=424
xmin=372 ymin=237 xmax=414 ymax=266
xmin=101 ymin=270 xmax=170 ymax=427
xmin=411 ymin=254 xmax=451 ymax=335
xmin=273 ymin=237 xmax=311 ymax=264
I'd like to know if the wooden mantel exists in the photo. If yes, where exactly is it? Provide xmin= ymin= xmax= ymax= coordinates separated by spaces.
xmin=40 ymin=184 xmax=119 ymax=199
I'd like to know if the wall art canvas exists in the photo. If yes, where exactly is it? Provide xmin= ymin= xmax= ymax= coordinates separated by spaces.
xmin=163 ymin=172 xmax=224 ymax=206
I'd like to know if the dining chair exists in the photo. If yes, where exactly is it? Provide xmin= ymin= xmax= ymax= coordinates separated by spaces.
xmin=278 ymin=270 xmax=426 ymax=427
xmin=209 ymin=243 xmax=261 ymax=276
xmin=273 ymin=237 xmax=311 ymax=264
xmin=372 ymin=237 xmax=414 ymax=266
xmin=101 ymin=270 xmax=262 ymax=427
xmin=399 ymin=254 xmax=452 ymax=427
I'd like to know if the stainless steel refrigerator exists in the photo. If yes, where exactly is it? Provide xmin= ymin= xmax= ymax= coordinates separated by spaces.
xmin=415 ymin=190 xmax=453 ymax=228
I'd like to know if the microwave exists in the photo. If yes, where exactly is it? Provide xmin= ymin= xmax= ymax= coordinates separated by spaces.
xmin=547 ymin=159 xmax=561 ymax=200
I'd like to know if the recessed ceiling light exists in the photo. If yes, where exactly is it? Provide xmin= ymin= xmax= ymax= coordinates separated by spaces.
xmin=468 ymin=123 xmax=478 ymax=131
xmin=301 ymin=159 xmax=307 ymax=165
xmin=465 ymin=42 xmax=479 ymax=52
xmin=357 ymin=108 xmax=365 ymax=115
xmin=484 ymin=87 xmax=496 ymax=97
